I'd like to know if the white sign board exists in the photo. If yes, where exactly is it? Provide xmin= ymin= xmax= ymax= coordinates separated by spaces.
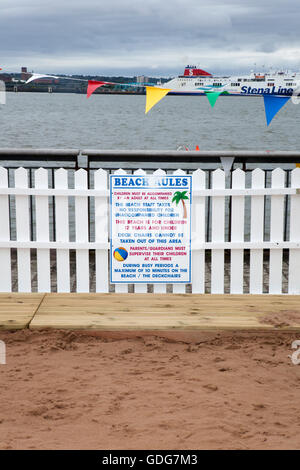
xmin=110 ymin=174 xmax=192 ymax=284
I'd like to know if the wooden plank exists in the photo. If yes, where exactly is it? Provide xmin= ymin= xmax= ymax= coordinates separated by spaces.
xmin=211 ymin=169 xmax=225 ymax=293
xmin=0 ymin=293 xmax=44 ymax=330
xmin=55 ymin=168 xmax=70 ymax=293
xmin=30 ymin=293 xmax=300 ymax=331
xmin=15 ymin=168 xmax=31 ymax=292
xmin=230 ymin=168 xmax=245 ymax=294
xmin=250 ymin=169 xmax=265 ymax=294
xmin=95 ymin=169 xmax=109 ymax=293
xmin=0 ymin=168 xmax=11 ymax=292
xmin=75 ymin=169 xmax=89 ymax=293
xmin=35 ymin=168 xmax=51 ymax=292
xmin=191 ymin=169 xmax=206 ymax=293
xmin=269 ymin=168 xmax=285 ymax=294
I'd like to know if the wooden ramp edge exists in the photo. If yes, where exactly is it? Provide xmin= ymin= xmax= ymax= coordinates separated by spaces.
xmin=28 ymin=293 xmax=300 ymax=331
xmin=0 ymin=294 xmax=45 ymax=330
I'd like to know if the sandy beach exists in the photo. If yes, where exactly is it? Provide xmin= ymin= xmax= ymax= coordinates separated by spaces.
xmin=1 ymin=328 xmax=300 ymax=450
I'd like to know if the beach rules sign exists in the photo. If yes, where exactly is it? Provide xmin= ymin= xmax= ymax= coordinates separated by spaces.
xmin=110 ymin=174 xmax=192 ymax=284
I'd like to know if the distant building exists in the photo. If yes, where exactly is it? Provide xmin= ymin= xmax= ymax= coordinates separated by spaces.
xmin=136 ymin=75 xmax=149 ymax=84
xmin=21 ymin=66 xmax=31 ymax=81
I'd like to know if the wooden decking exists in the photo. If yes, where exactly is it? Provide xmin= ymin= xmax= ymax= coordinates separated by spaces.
xmin=0 ymin=293 xmax=300 ymax=331
xmin=0 ymin=293 xmax=44 ymax=330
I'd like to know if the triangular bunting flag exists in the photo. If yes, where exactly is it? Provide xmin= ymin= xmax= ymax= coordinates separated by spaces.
xmin=87 ymin=80 xmax=106 ymax=98
xmin=220 ymin=156 xmax=235 ymax=176
xmin=263 ymin=95 xmax=290 ymax=126
xmin=205 ymin=91 xmax=222 ymax=108
xmin=145 ymin=87 xmax=171 ymax=114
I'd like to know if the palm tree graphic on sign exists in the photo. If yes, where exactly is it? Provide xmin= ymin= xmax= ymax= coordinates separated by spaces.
xmin=172 ymin=191 xmax=189 ymax=219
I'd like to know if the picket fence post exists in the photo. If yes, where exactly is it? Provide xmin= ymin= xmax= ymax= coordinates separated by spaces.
xmin=95 ymin=168 xmax=109 ymax=293
xmin=0 ymin=167 xmax=11 ymax=292
xmin=55 ymin=168 xmax=70 ymax=293
xmin=75 ymin=169 xmax=89 ymax=293
xmin=191 ymin=169 xmax=206 ymax=294
xmin=249 ymin=168 xmax=265 ymax=294
xmin=211 ymin=169 xmax=225 ymax=294
xmin=269 ymin=168 xmax=285 ymax=294
xmin=289 ymin=168 xmax=300 ymax=294
xmin=35 ymin=168 xmax=51 ymax=292
xmin=230 ymin=168 xmax=245 ymax=294
xmin=15 ymin=168 xmax=31 ymax=292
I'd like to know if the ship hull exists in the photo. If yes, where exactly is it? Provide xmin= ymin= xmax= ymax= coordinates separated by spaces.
xmin=167 ymin=91 xmax=294 ymax=96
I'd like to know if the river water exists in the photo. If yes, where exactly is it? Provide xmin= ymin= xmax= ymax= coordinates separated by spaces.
xmin=0 ymin=92 xmax=299 ymax=151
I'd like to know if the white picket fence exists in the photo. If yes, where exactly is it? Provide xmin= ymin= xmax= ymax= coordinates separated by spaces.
xmin=0 ymin=166 xmax=300 ymax=294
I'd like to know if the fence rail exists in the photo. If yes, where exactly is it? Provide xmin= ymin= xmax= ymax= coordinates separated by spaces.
xmin=1 ymin=149 xmax=300 ymax=169
xmin=0 ymin=165 xmax=299 ymax=295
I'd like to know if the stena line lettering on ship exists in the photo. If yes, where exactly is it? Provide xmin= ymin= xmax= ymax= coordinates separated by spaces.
xmin=159 ymin=65 xmax=300 ymax=96
xmin=240 ymin=85 xmax=294 ymax=95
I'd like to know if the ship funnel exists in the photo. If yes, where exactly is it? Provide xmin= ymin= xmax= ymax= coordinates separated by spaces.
xmin=184 ymin=66 xmax=212 ymax=77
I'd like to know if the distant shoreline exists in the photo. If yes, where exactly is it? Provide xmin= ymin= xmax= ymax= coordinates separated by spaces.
xmin=6 ymin=88 xmax=146 ymax=95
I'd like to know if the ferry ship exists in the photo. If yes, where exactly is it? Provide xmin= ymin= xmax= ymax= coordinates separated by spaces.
xmin=160 ymin=65 xmax=300 ymax=96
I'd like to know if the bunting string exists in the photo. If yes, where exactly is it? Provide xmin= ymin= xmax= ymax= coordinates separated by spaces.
xmin=0 ymin=69 xmax=294 ymax=123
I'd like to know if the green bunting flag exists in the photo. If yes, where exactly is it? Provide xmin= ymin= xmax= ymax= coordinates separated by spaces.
xmin=205 ymin=91 xmax=222 ymax=108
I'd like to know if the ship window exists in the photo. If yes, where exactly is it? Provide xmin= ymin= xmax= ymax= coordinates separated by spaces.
xmin=231 ymin=83 xmax=240 ymax=86
xmin=267 ymin=83 xmax=274 ymax=86
xmin=286 ymin=82 xmax=293 ymax=86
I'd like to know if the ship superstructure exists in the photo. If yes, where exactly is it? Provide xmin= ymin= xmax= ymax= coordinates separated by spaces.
xmin=162 ymin=65 xmax=300 ymax=96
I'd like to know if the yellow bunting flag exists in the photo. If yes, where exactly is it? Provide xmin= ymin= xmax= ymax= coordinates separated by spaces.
xmin=145 ymin=86 xmax=171 ymax=114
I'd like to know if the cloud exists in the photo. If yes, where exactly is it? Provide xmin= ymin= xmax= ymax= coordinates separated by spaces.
xmin=0 ymin=0 xmax=300 ymax=76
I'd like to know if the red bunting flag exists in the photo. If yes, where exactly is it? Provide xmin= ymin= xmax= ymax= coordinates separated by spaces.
xmin=87 ymin=80 xmax=106 ymax=98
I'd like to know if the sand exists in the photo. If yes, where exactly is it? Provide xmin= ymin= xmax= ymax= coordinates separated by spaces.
xmin=0 ymin=329 xmax=300 ymax=450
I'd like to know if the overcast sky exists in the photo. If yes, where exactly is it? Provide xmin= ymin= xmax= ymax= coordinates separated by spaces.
xmin=1 ymin=0 xmax=300 ymax=77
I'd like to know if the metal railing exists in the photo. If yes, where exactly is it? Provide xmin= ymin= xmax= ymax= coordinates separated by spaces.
xmin=0 ymin=148 xmax=300 ymax=170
